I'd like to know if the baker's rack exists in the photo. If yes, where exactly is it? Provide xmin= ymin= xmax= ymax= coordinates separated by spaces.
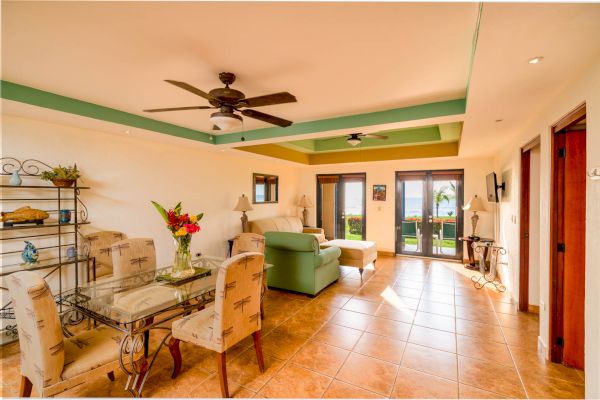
xmin=0 ymin=157 xmax=91 ymax=342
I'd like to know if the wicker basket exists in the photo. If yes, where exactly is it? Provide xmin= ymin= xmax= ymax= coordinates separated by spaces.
xmin=51 ymin=178 xmax=75 ymax=188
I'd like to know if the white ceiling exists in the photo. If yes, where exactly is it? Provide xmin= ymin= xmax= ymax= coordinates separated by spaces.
xmin=2 ymin=2 xmax=600 ymax=159
xmin=1 ymin=2 xmax=477 ymax=131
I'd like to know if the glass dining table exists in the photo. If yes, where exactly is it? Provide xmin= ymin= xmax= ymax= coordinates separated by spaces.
xmin=59 ymin=255 xmax=271 ymax=397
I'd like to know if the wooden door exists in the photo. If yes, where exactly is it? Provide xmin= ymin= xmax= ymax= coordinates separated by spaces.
xmin=519 ymin=150 xmax=531 ymax=312
xmin=562 ymin=130 xmax=586 ymax=369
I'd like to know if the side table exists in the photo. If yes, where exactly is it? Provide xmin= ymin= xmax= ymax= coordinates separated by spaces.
xmin=458 ymin=236 xmax=494 ymax=270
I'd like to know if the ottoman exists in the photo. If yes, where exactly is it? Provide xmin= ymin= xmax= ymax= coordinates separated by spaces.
xmin=320 ymin=239 xmax=377 ymax=276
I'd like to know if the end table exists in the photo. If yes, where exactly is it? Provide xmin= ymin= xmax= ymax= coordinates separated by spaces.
xmin=458 ymin=236 xmax=494 ymax=270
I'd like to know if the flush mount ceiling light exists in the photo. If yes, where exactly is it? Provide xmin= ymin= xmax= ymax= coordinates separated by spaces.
xmin=347 ymin=136 xmax=362 ymax=146
xmin=528 ymin=56 xmax=544 ymax=64
xmin=209 ymin=111 xmax=243 ymax=131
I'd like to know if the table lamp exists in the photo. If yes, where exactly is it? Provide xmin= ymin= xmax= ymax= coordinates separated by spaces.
xmin=462 ymin=195 xmax=486 ymax=239
xmin=298 ymin=195 xmax=314 ymax=226
xmin=233 ymin=194 xmax=253 ymax=233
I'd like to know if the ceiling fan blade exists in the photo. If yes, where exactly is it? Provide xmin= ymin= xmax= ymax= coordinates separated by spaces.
xmin=239 ymin=92 xmax=296 ymax=108
xmin=143 ymin=106 xmax=212 ymax=112
xmin=320 ymin=136 xmax=346 ymax=142
xmin=241 ymin=109 xmax=293 ymax=127
xmin=164 ymin=80 xmax=217 ymax=101
xmin=362 ymin=134 xmax=388 ymax=140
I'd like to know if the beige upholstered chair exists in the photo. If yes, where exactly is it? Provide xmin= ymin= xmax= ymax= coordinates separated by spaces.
xmin=171 ymin=252 xmax=265 ymax=398
xmin=6 ymin=271 xmax=135 ymax=397
xmin=231 ymin=233 xmax=265 ymax=256
xmin=111 ymin=238 xmax=157 ymax=279
xmin=84 ymin=231 xmax=124 ymax=280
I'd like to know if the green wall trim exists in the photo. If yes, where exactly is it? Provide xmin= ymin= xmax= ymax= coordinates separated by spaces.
xmin=0 ymin=80 xmax=214 ymax=143
xmin=215 ymin=98 xmax=466 ymax=145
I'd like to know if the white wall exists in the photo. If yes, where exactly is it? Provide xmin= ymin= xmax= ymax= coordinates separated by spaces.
xmin=529 ymin=145 xmax=541 ymax=307
xmin=296 ymin=157 xmax=495 ymax=254
xmin=1 ymin=114 xmax=301 ymax=266
xmin=493 ymin=57 xmax=600 ymax=398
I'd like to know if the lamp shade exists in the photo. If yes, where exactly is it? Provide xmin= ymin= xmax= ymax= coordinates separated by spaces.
xmin=298 ymin=195 xmax=314 ymax=208
xmin=233 ymin=194 xmax=253 ymax=212
xmin=463 ymin=195 xmax=486 ymax=212
xmin=210 ymin=112 xmax=243 ymax=131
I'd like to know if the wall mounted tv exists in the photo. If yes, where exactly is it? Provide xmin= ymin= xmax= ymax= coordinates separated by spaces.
xmin=486 ymin=172 xmax=505 ymax=202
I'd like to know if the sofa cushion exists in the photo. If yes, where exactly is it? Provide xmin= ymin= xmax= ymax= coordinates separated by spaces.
xmin=249 ymin=217 xmax=303 ymax=235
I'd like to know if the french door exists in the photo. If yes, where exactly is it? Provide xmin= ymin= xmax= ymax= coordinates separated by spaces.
xmin=316 ymin=173 xmax=366 ymax=240
xmin=395 ymin=170 xmax=464 ymax=260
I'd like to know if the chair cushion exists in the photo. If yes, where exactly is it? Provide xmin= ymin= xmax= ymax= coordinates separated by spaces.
xmin=61 ymin=325 xmax=123 ymax=380
xmin=249 ymin=216 xmax=303 ymax=235
xmin=321 ymin=239 xmax=377 ymax=268
xmin=171 ymin=304 xmax=221 ymax=352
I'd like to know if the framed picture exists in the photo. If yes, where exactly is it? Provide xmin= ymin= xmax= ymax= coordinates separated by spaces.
xmin=372 ymin=184 xmax=386 ymax=201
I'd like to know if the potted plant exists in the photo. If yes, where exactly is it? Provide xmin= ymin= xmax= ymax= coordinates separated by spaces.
xmin=40 ymin=165 xmax=81 ymax=187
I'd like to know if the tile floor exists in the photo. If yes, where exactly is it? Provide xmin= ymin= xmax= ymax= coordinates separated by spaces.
xmin=0 ymin=256 xmax=586 ymax=398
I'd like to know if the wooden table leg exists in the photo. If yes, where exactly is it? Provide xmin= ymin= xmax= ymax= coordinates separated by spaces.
xmin=168 ymin=337 xmax=182 ymax=379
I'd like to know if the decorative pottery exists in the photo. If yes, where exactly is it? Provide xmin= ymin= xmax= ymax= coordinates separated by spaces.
xmin=51 ymin=178 xmax=75 ymax=188
xmin=1 ymin=206 xmax=49 ymax=225
xmin=21 ymin=241 xmax=39 ymax=264
xmin=67 ymin=246 xmax=77 ymax=258
xmin=59 ymin=209 xmax=72 ymax=224
xmin=9 ymin=171 xmax=22 ymax=186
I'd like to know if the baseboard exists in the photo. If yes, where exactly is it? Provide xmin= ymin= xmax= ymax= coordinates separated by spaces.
xmin=378 ymin=250 xmax=395 ymax=257
xmin=538 ymin=336 xmax=548 ymax=358
xmin=528 ymin=304 xmax=540 ymax=314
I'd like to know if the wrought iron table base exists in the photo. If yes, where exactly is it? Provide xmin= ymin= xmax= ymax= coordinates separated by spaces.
xmin=471 ymin=243 xmax=506 ymax=293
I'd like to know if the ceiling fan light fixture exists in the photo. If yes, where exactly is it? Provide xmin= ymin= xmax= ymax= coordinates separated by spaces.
xmin=347 ymin=137 xmax=361 ymax=146
xmin=209 ymin=112 xmax=242 ymax=131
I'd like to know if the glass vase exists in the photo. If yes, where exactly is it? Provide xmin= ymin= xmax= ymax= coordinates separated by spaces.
xmin=172 ymin=245 xmax=195 ymax=279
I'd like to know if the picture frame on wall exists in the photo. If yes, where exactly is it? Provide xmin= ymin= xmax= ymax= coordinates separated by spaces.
xmin=372 ymin=184 xmax=386 ymax=201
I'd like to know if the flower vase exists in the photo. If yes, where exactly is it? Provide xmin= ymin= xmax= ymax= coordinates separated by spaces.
xmin=172 ymin=246 xmax=195 ymax=279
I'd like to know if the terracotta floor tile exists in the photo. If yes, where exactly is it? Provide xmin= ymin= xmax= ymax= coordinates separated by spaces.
xmin=421 ymin=291 xmax=455 ymax=305
xmin=418 ymin=300 xmax=456 ymax=317
xmin=520 ymin=370 xmax=585 ymax=399
xmin=456 ymin=318 xmax=505 ymax=344
xmin=258 ymin=363 xmax=331 ymax=398
xmin=375 ymin=303 xmax=416 ymax=323
xmin=401 ymin=343 xmax=458 ymax=381
xmin=336 ymin=353 xmax=399 ymax=396
xmin=414 ymin=311 xmax=456 ymax=332
xmin=392 ymin=367 xmax=458 ymax=399
xmin=343 ymin=298 xmax=381 ymax=315
xmin=280 ymin=310 xmax=332 ymax=338
xmin=225 ymin=348 xmax=285 ymax=391
xmin=510 ymin=346 xmax=584 ymax=384
xmin=353 ymin=332 xmax=406 ymax=364
xmin=502 ymin=326 xmax=539 ymax=350
xmin=313 ymin=293 xmax=352 ymax=308
xmin=262 ymin=327 xmax=308 ymax=359
xmin=323 ymin=379 xmax=385 ymax=398
xmin=458 ymin=383 xmax=507 ymax=399
xmin=395 ymin=279 xmax=425 ymax=290
xmin=458 ymin=355 xmax=526 ymax=398
xmin=366 ymin=316 xmax=412 ymax=341
xmin=491 ymin=301 xmax=519 ymax=315
xmin=188 ymin=373 xmax=255 ymax=398
xmin=408 ymin=325 xmax=457 ymax=353
xmin=331 ymin=309 xmax=374 ymax=330
xmin=497 ymin=312 xmax=539 ymax=332
xmin=290 ymin=340 xmax=350 ymax=376
xmin=455 ymin=305 xmax=499 ymax=325
xmin=314 ymin=323 xmax=363 ymax=350
xmin=392 ymin=285 xmax=423 ymax=299
xmin=456 ymin=334 xmax=513 ymax=366
xmin=423 ymin=283 xmax=455 ymax=295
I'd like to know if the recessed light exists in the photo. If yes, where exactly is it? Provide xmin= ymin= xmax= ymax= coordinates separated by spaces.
xmin=528 ymin=56 xmax=544 ymax=64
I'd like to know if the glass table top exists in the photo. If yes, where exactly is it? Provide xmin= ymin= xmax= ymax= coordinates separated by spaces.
xmin=60 ymin=256 xmax=224 ymax=325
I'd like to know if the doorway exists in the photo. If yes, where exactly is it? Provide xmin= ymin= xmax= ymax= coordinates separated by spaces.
xmin=550 ymin=103 xmax=586 ymax=370
xmin=395 ymin=170 xmax=464 ymax=260
xmin=519 ymin=138 xmax=541 ymax=313
xmin=316 ymin=173 xmax=366 ymax=240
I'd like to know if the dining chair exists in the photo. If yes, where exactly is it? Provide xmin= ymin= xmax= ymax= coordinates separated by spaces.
xmin=231 ymin=233 xmax=265 ymax=256
xmin=83 ymin=231 xmax=125 ymax=281
xmin=6 ymin=271 xmax=139 ymax=397
xmin=111 ymin=238 xmax=157 ymax=279
xmin=171 ymin=252 xmax=265 ymax=398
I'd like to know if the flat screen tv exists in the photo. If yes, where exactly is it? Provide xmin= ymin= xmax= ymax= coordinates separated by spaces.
xmin=486 ymin=172 xmax=499 ymax=202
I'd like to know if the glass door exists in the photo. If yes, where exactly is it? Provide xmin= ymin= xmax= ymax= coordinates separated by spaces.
xmin=396 ymin=170 xmax=463 ymax=260
xmin=317 ymin=173 xmax=366 ymax=241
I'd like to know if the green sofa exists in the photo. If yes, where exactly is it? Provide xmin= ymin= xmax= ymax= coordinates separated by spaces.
xmin=264 ymin=231 xmax=341 ymax=296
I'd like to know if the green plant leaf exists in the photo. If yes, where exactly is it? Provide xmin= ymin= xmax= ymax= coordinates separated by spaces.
xmin=151 ymin=201 xmax=169 ymax=223
xmin=196 ymin=213 xmax=204 ymax=221
xmin=174 ymin=202 xmax=182 ymax=214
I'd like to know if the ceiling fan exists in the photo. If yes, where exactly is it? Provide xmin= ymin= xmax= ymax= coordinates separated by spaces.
xmin=323 ymin=133 xmax=388 ymax=146
xmin=144 ymin=72 xmax=297 ymax=131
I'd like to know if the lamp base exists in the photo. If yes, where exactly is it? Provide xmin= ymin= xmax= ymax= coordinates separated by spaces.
xmin=302 ymin=208 xmax=309 ymax=227
xmin=241 ymin=212 xmax=249 ymax=233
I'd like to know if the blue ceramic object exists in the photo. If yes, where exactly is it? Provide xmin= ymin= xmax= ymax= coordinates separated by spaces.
xmin=22 ymin=241 xmax=39 ymax=264
xmin=67 ymin=246 xmax=77 ymax=258
xmin=9 ymin=171 xmax=22 ymax=186
xmin=59 ymin=209 xmax=72 ymax=224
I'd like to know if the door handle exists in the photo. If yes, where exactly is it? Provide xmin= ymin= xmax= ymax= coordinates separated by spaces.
xmin=428 ymin=215 xmax=433 ymax=223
